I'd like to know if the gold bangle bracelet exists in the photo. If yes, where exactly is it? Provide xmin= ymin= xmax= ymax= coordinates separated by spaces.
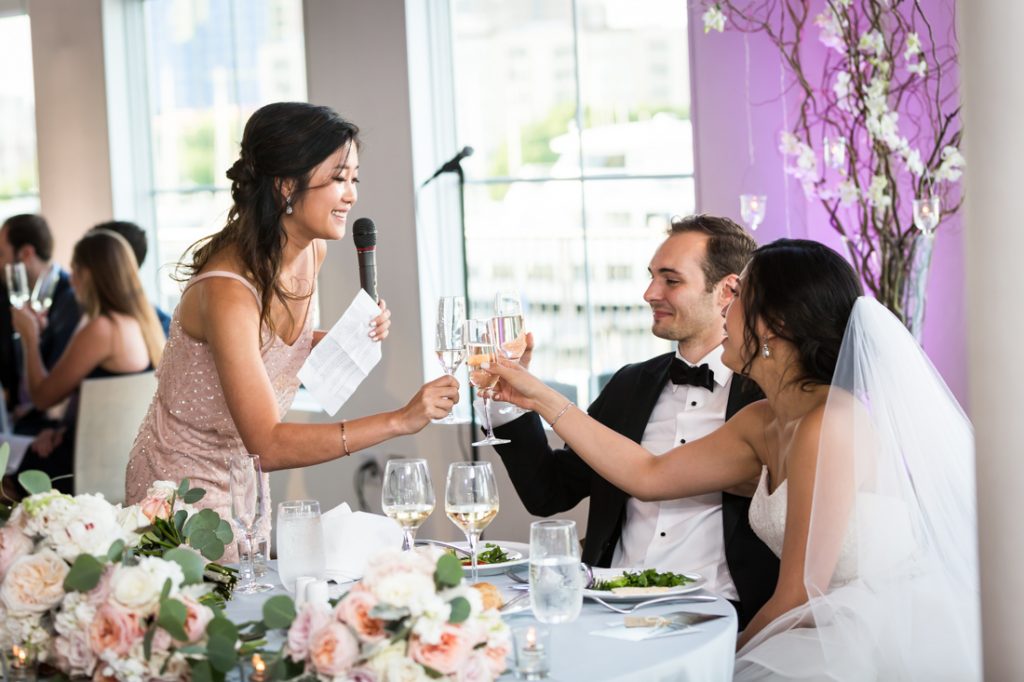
xmin=548 ymin=401 xmax=574 ymax=428
xmin=340 ymin=420 xmax=351 ymax=456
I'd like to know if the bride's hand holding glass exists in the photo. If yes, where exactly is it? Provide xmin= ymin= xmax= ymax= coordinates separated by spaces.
xmin=392 ymin=374 xmax=461 ymax=433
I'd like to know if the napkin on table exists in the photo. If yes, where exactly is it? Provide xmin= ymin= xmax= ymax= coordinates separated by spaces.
xmin=321 ymin=502 xmax=403 ymax=582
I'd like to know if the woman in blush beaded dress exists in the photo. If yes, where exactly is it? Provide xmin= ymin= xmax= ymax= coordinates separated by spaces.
xmin=486 ymin=239 xmax=979 ymax=680
xmin=125 ymin=103 xmax=459 ymax=558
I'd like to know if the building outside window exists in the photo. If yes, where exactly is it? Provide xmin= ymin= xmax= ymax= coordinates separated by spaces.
xmin=0 ymin=11 xmax=40 ymax=219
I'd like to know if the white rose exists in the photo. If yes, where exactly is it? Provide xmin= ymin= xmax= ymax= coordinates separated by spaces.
xmin=54 ymin=631 xmax=97 ymax=678
xmin=145 ymin=481 xmax=178 ymax=499
xmin=52 ymin=494 xmax=128 ymax=562
xmin=374 ymin=572 xmax=437 ymax=613
xmin=369 ymin=645 xmax=431 ymax=682
xmin=111 ymin=557 xmax=184 ymax=613
xmin=1 ymin=549 xmax=68 ymax=614
xmin=21 ymin=491 xmax=76 ymax=541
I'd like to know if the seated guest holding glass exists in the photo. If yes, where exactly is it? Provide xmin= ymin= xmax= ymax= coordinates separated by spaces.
xmin=486 ymin=215 xmax=778 ymax=629
xmin=486 ymin=239 xmax=979 ymax=680
xmin=10 ymin=229 xmax=164 ymax=494
xmin=0 ymin=214 xmax=82 ymax=434
xmin=125 ymin=102 xmax=459 ymax=560
xmin=89 ymin=220 xmax=172 ymax=336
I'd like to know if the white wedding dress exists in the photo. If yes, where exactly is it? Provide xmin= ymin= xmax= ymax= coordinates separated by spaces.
xmin=732 ymin=298 xmax=981 ymax=681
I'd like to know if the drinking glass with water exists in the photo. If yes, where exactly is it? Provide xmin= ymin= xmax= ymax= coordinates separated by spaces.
xmin=276 ymin=499 xmax=327 ymax=593
xmin=529 ymin=519 xmax=585 ymax=624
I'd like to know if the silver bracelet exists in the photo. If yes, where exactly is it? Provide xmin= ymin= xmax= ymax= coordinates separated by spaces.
xmin=548 ymin=401 xmax=574 ymax=428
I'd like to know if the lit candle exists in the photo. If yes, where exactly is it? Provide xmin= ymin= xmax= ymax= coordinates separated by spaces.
xmin=250 ymin=653 xmax=267 ymax=682
xmin=9 ymin=646 xmax=33 ymax=681
xmin=513 ymin=625 xmax=550 ymax=680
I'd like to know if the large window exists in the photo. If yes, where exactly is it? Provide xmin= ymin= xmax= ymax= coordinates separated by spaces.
xmin=0 ymin=11 xmax=40 ymax=218
xmin=444 ymin=0 xmax=694 ymax=405
xmin=140 ymin=0 xmax=306 ymax=309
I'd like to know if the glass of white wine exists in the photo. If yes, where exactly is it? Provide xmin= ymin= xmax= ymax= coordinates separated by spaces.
xmin=445 ymin=461 xmax=499 ymax=583
xmin=464 ymin=319 xmax=510 ymax=447
xmin=30 ymin=262 xmax=61 ymax=314
xmin=382 ymin=458 xmax=435 ymax=551
xmin=434 ymin=296 xmax=466 ymax=424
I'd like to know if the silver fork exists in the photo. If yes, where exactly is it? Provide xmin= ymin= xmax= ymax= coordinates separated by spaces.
xmin=586 ymin=594 xmax=717 ymax=614
xmin=500 ymin=590 xmax=531 ymax=612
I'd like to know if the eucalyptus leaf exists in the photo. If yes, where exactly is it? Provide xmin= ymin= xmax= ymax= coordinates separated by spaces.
xmin=262 ymin=595 xmax=297 ymax=629
xmin=206 ymin=617 xmax=240 ymax=673
xmin=63 ymin=554 xmax=105 ymax=592
xmin=174 ymin=509 xmax=188 ymax=533
xmin=448 ymin=596 xmax=471 ymax=624
xmin=434 ymin=553 xmax=463 ymax=589
xmin=0 ymin=442 xmax=9 ymax=478
xmin=188 ymin=659 xmax=224 ymax=682
xmin=423 ymin=665 xmax=445 ymax=679
xmin=183 ymin=488 xmax=206 ymax=504
xmin=213 ymin=519 xmax=234 ymax=545
xmin=18 ymin=470 xmax=52 ymax=495
xmin=157 ymin=598 xmax=189 ymax=641
xmin=165 ymin=547 xmax=206 ymax=584
xmin=160 ymin=578 xmax=173 ymax=601
xmin=143 ymin=625 xmax=156 ymax=660
xmin=196 ymin=537 xmax=225 ymax=561
xmin=177 ymin=479 xmax=190 ymax=497
xmin=184 ymin=508 xmax=221 ymax=535
xmin=106 ymin=539 xmax=125 ymax=562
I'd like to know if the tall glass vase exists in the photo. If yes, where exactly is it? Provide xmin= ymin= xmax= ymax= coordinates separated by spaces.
xmin=902 ymin=231 xmax=935 ymax=342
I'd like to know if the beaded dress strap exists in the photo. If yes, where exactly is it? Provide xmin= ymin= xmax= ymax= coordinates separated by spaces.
xmin=184 ymin=271 xmax=260 ymax=305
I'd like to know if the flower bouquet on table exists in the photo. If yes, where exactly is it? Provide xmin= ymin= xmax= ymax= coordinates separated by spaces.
xmin=266 ymin=547 xmax=510 ymax=681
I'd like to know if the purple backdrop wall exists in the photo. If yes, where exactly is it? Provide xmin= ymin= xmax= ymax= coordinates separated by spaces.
xmin=687 ymin=1 xmax=966 ymax=405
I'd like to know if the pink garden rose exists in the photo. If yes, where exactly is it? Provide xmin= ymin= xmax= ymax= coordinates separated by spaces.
xmin=336 ymin=585 xmax=387 ymax=643
xmin=89 ymin=603 xmax=143 ymax=656
xmin=456 ymin=651 xmax=494 ymax=682
xmin=0 ymin=524 xmax=33 ymax=578
xmin=139 ymin=495 xmax=172 ymax=523
xmin=86 ymin=565 xmax=115 ymax=606
xmin=408 ymin=624 xmax=474 ymax=675
xmin=54 ymin=631 xmax=97 ymax=678
xmin=308 ymin=622 xmax=360 ymax=678
xmin=482 ymin=640 xmax=509 ymax=677
xmin=287 ymin=602 xmax=332 ymax=661
xmin=179 ymin=596 xmax=214 ymax=643
xmin=0 ymin=549 xmax=69 ymax=613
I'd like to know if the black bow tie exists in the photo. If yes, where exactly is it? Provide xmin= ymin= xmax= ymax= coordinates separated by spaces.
xmin=669 ymin=359 xmax=715 ymax=391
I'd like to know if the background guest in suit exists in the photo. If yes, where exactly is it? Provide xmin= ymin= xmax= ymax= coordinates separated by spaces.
xmin=89 ymin=220 xmax=172 ymax=336
xmin=488 ymin=214 xmax=778 ymax=628
xmin=0 ymin=214 xmax=82 ymax=434
xmin=10 ymin=229 xmax=164 ymax=493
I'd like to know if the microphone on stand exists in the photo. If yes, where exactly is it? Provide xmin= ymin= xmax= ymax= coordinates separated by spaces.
xmin=352 ymin=217 xmax=378 ymax=302
xmin=421 ymin=146 xmax=474 ymax=187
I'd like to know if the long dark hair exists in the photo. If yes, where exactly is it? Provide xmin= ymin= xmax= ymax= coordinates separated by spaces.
xmin=740 ymin=239 xmax=862 ymax=388
xmin=178 ymin=102 xmax=360 ymax=337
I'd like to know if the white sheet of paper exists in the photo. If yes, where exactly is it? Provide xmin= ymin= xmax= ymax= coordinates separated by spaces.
xmin=297 ymin=289 xmax=382 ymax=416
xmin=0 ymin=434 xmax=34 ymax=474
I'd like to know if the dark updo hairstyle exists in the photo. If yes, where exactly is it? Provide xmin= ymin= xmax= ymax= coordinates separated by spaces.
xmin=179 ymin=102 xmax=360 ymax=337
xmin=740 ymin=239 xmax=862 ymax=388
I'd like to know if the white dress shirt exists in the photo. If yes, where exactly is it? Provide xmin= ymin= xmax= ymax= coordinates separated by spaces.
xmin=610 ymin=345 xmax=739 ymax=601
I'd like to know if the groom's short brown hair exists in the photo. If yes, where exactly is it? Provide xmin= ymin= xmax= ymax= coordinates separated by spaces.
xmin=668 ymin=214 xmax=756 ymax=292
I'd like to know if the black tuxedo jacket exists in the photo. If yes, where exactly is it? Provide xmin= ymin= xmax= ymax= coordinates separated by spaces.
xmin=493 ymin=351 xmax=779 ymax=628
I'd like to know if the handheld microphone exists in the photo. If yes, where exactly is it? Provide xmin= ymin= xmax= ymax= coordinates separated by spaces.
xmin=422 ymin=146 xmax=474 ymax=187
xmin=352 ymin=217 xmax=378 ymax=302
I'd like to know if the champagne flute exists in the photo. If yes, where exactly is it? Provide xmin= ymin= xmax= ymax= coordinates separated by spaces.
xmin=434 ymin=296 xmax=466 ymax=424
xmin=445 ymin=461 xmax=499 ymax=583
xmin=382 ymin=458 xmax=435 ymax=551
xmin=4 ymin=263 xmax=29 ymax=309
xmin=229 ymin=454 xmax=273 ymax=594
xmin=464 ymin=318 xmax=510 ymax=447
xmin=491 ymin=290 xmax=527 ymax=416
xmin=30 ymin=262 xmax=61 ymax=314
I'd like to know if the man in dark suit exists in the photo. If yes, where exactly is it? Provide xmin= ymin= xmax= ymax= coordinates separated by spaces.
xmin=490 ymin=214 xmax=778 ymax=629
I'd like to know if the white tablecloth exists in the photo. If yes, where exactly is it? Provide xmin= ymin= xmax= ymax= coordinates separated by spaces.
xmin=225 ymin=564 xmax=737 ymax=682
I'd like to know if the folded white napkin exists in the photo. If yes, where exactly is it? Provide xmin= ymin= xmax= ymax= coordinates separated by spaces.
xmin=321 ymin=502 xmax=403 ymax=582
xmin=589 ymin=620 xmax=704 ymax=642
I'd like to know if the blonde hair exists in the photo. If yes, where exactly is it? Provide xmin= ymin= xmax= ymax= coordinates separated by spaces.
xmin=72 ymin=230 xmax=164 ymax=366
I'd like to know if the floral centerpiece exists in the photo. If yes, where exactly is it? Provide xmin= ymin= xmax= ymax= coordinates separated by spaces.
xmin=270 ymin=548 xmax=510 ymax=681
xmin=702 ymin=0 xmax=963 ymax=335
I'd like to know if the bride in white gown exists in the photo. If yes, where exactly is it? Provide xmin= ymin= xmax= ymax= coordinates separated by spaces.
xmin=488 ymin=238 xmax=980 ymax=680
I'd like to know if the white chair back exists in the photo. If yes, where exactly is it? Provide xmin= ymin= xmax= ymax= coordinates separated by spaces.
xmin=74 ymin=371 xmax=157 ymax=503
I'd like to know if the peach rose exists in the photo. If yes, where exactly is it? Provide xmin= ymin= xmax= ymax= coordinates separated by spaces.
xmin=0 ymin=524 xmax=34 ymax=578
xmin=482 ymin=641 xmax=509 ymax=677
xmin=139 ymin=495 xmax=172 ymax=523
xmin=0 ymin=549 xmax=69 ymax=614
xmin=335 ymin=586 xmax=387 ymax=643
xmin=179 ymin=596 xmax=214 ymax=644
xmin=308 ymin=622 xmax=360 ymax=677
xmin=456 ymin=651 xmax=494 ymax=682
xmin=408 ymin=624 xmax=474 ymax=675
xmin=89 ymin=603 xmax=143 ymax=656
xmin=54 ymin=631 xmax=97 ymax=677
xmin=287 ymin=602 xmax=331 ymax=661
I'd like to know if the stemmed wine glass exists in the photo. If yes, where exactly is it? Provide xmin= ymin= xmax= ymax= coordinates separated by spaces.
xmin=5 ymin=263 xmax=29 ymax=309
xmin=30 ymin=262 xmax=61 ymax=314
xmin=490 ymin=291 xmax=527 ymax=417
xmin=229 ymin=454 xmax=273 ymax=594
xmin=464 ymin=319 xmax=510 ymax=447
xmin=381 ymin=458 xmax=435 ymax=551
xmin=445 ymin=461 xmax=499 ymax=583
xmin=434 ymin=296 xmax=466 ymax=424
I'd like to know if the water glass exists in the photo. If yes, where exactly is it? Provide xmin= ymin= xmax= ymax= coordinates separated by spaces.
xmin=4 ymin=263 xmax=29 ymax=309
xmin=434 ymin=296 xmax=466 ymax=424
xmin=382 ymin=458 xmax=435 ymax=551
xmin=529 ymin=519 xmax=584 ymax=624
xmin=229 ymin=454 xmax=273 ymax=594
xmin=276 ymin=500 xmax=327 ymax=593
xmin=445 ymin=461 xmax=499 ymax=582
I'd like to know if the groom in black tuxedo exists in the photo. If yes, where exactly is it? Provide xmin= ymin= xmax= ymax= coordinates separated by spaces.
xmin=490 ymin=215 xmax=778 ymax=629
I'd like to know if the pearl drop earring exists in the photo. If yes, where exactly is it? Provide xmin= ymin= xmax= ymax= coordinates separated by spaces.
xmin=285 ymin=196 xmax=294 ymax=215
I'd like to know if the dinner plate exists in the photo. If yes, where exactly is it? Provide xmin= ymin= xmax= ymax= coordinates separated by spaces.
xmin=449 ymin=540 xmax=530 ymax=576
xmin=583 ymin=567 xmax=705 ymax=602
